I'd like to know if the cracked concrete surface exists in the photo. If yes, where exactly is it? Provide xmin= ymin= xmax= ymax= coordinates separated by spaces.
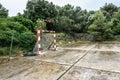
xmin=0 ymin=43 xmax=120 ymax=80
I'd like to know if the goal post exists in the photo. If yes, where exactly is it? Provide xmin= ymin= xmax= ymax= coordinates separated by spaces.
xmin=36 ymin=27 xmax=56 ymax=54
xmin=37 ymin=27 xmax=42 ymax=54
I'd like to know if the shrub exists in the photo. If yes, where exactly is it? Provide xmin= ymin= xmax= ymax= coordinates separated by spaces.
xmin=19 ymin=31 xmax=36 ymax=52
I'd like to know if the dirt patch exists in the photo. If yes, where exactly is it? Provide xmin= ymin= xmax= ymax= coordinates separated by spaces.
xmin=0 ymin=58 xmax=9 ymax=64
xmin=98 ymin=51 xmax=118 ymax=60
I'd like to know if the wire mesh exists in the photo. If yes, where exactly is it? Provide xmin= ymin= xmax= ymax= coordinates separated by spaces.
xmin=33 ymin=32 xmax=54 ymax=54
xmin=41 ymin=33 xmax=54 ymax=51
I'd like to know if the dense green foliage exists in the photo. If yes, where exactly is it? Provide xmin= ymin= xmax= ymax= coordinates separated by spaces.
xmin=0 ymin=15 xmax=36 ymax=55
xmin=0 ymin=17 xmax=36 ymax=52
xmin=0 ymin=1 xmax=120 ymax=56
xmin=23 ymin=0 xmax=120 ymax=40
xmin=0 ymin=3 xmax=8 ymax=18
xmin=24 ymin=0 xmax=57 ymax=22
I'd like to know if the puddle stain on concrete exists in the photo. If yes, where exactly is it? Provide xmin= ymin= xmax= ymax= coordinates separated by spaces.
xmin=61 ymin=67 xmax=120 ymax=80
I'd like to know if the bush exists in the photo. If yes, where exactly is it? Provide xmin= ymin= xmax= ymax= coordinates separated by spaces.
xmin=0 ymin=17 xmax=36 ymax=55
xmin=9 ymin=16 xmax=34 ymax=31
xmin=19 ymin=31 xmax=36 ymax=52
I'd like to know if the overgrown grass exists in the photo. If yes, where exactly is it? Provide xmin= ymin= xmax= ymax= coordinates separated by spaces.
xmin=0 ymin=47 xmax=23 ymax=58
xmin=0 ymin=47 xmax=9 ymax=56
xmin=56 ymin=33 xmax=120 ymax=47
xmin=100 ymin=40 xmax=120 ymax=44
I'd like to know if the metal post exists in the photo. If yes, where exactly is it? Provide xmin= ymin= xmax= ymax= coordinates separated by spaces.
xmin=9 ymin=31 xmax=14 ymax=60
xmin=53 ymin=31 xmax=56 ymax=51
xmin=37 ymin=28 xmax=42 ymax=54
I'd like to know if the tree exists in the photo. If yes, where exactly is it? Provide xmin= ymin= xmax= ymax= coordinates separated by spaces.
xmin=0 ymin=18 xmax=29 ymax=47
xmin=24 ymin=0 xmax=58 ymax=22
xmin=55 ymin=5 xmax=89 ymax=33
xmin=101 ymin=3 xmax=118 ymax=14
xmin=103 ymin=21 xmax=114 ymax=40
xmin=100 ymin=3 xmax=118 ymax=21
xmin=88 ymin=11 xmax=105 ymax=41
xmin=35 ymin=19 xmax=46 ymax=30
xmin=0 ymin=3 xmax=8 ymax=18
xmin=19 ymin=31 xmax=36 ymax=51
xmin=54 ymin=16 xmax=74 ymax=33
xmin=9 ymin=16 xmax=34 ymax=32
xmin=58 ymin=4 xmax=74 ymax=18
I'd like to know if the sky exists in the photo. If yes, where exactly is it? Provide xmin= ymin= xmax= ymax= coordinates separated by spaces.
xmin=0 ymin=0 xmax=120 ymax=16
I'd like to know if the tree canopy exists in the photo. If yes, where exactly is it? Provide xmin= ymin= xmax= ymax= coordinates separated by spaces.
xmin=24 ymin=0 xmax=58 ymax=22
xmin=0 ymin=3 xmax=8 ymax=18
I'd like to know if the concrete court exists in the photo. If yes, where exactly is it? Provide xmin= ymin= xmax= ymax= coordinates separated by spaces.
xmin=0 ymin=43 xmax=120 ymax=80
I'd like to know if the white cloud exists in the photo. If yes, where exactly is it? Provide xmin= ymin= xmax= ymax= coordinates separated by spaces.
xmin=0 ymin=0 xmax=28 ymax=16
xmin=0 ymin=0 xmax=120 ymax=16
